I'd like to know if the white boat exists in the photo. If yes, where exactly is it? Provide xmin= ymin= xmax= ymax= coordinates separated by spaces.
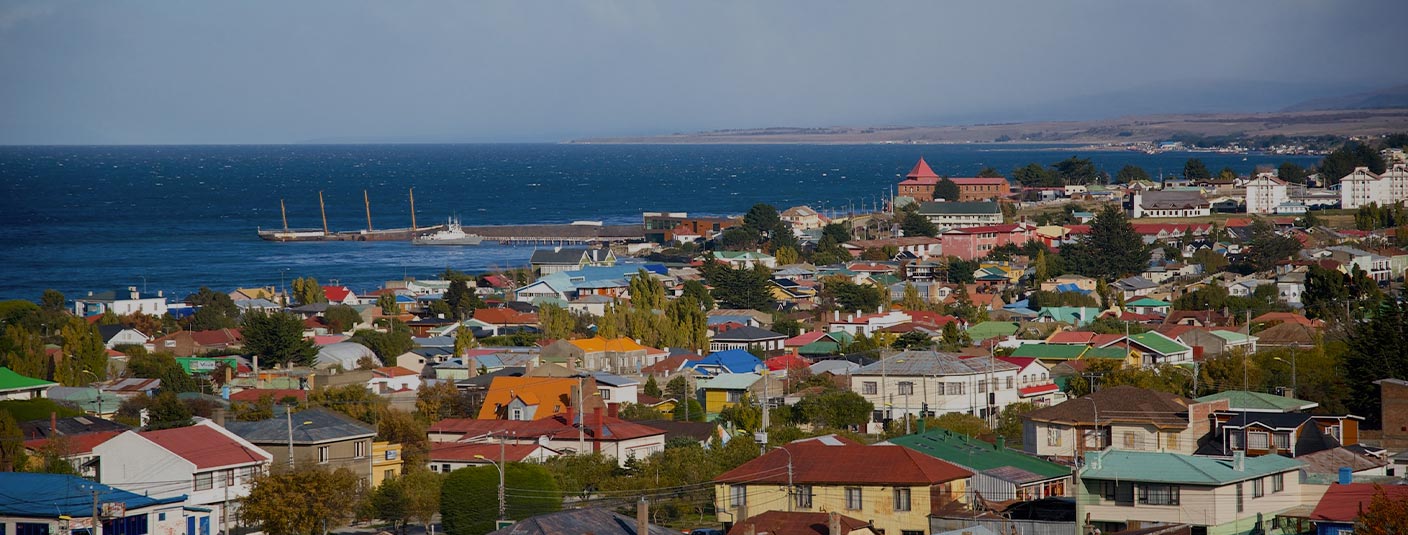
xmin=412 ymin=218 xmax=483 ymax=245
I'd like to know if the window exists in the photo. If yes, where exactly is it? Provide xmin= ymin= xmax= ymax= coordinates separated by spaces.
xmin=893 ymin=488 xmax=911 ymax=511
xmin=978 ymin=380 xmax=987 ymax=393
xmin=898 ymin=382 xmax=914 ymax=395
xmin=1273 ymin=473 xmax=1285 ymax=492
xmin=845 ymin=487 xmax=863 ymax=510
xmin=355 ymin=440 xmax=367 ymax=458
xmin=935 ymin=382 xmax=946 ymax=395
xmin=1229 ymin=431 xmax=1244 ymax=450
xmin=600 ymin=389 xmax=611 ymax=400
xmin=947 ymin=382 xmax=964 ymax=395
xmin=726 ymin=391 xmax=743 ymax=403
xmin=1123 ymin=432 xmax=1142 ymax=449
xmin=1327 ymin=425 xmax=1342 ymax=442
xmin=385 ymin=469 xmax=395 ymax=480
xmin=1273 ymin=433 xmax=1291 ymax=450
xmin=1139 ymin=484 xmax=1180 ymax=506
xmin=224 ymin=469 xmax=235 ymax=486
xmin=862 ymin=382 xmax=878 ymax=395
xmin=1248 ymin=431 xmax=1269 ymax=449
xmin=318 ymin=446 xmax=330 ymax=463
xmin=795 ymin=485 xmax=813 ymax=508
xmin=729 ymin=485 xmax=747 ymax=508
xmin=441 ymin=463 xmax=450 ymax=473
xmin=16 ymin=523 xmax=50 ymax=535
xmin=1253 ymin=478 xmax=1265 ymax=498
xmin=1046 ymin=428 xmax=1062 ymax=447
xmin=1165 ymin=433 xmax=1180 ymax=450
xmin=1103 ymin=481 xmax=1134 ymax=505
xmin=1236 ymin=483 xmax=1244 ymax=512
xmin=1006 ymin=376 xmax=1014 ymax=389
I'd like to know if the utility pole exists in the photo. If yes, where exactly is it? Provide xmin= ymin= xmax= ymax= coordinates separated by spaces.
xmin=285 ymin=405 xmax=294 ymax=468
xmin=577 ymin=374 xmax=586 ymax=453
xmin=90 ymin=487 xmax=101 ymax=535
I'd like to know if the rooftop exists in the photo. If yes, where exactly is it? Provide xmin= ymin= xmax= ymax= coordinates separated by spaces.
xmin=888 ymin=428 xmax=1069 ymax=481
xmin=1194 ymin=390 xmax=1317 ymax=413
xmin=1081 ymin=450 xmax=1300 ymax=485
xmin=716 ymin=441 xmax=971 ymax=486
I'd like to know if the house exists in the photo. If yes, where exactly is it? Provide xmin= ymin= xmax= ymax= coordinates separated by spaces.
xmin=1021 ymin=386 xmax=1227 ymax=459
xmin=709 ymin=325 xmax=787 ymax=353
xmin=229 ymin=286 xmax=278 ymax=301
xmin=1307 ymin=483 xmax=1408 ymax=535
xmin=1125 ymin=298 xmax=1171 ymax=316
xmin=996 ymin=356 xmax=1064 ymax=407
xmin=426 ymin=441 xmax=558 ymax=473
xmin=314 ymin=342 xmax=380 ymax=370
xmin=529 ymin=247 xmax=617 ymax=275
xmin=0 ymin=367 xmax=55 ymax=400
xmin=642 ymin=212 xmax=740 ymax=243
xmin=1112 ymin=276 xmax=1158 ymax=299
xmin=1121 ymin=331 xmax=1195 ymax=365
xmin=475 ymin=376 xmax=587 ymax=421
xmin=889 ymin=428 xmax=1071 ymax=502
xmin=850 ymin=351 xmax=1022 ymax=426
xmin=938 ymin=223 xmax=1039 ymax=261
xmin=728 ymin=511 xmax=879 ymax=535
xmin=1245 ymin=174 xmax=1290 ymax=214
xmin=897 ymin=157 xmax=943 ymax=201
xmin=695 ymin=372 xmax=785 ymax=418
xmin=1167 ymin=328 xmax=1256 ymax=359
xmin=825 ymin=309 xmax=912 ymax=337
xmin=1040 ymin=275 xmax=1097 ymax=294
xmin=713 ymin=438 xmax=972 ymax=535
xmin=0 ymin=473 xmax=200 ymax=535
xmin=368 ymin=366 xmax=422 ymax=393
xmin=780 ymin=205 xmax=827 ymax=230
xmin=1339 ymin=166 xmax=1392 ymax=209
xmin=1128 ymin=190 xmax=1211 ymax=218
xmin=541 ymin=337 xmax=658 ymax=374
xmin=712 ymin=251 xmax=778 ymax=269
xmin=844 ymin=237 xmax=943 ymax=261
xmin=100 ymin=377 xmax=161 ymax=400
xmin=1198 ymin=411 xmax=1363 ymax=458
xmin=687 ymin=349 xmax=763 ymax=376
xmin=427 ymin=407 xmax=665 ymax=465
xmin=590 ymin=372 xmax=640 ymax=405
xmin=1194 ymin=390 xmax=1318 ymax=414
xmin=225 ymin=407 xmax=378 ymax=484
xmin=485 ymin=507 xmax=677 ymax=535
xmin=1077 ymin=450 xmax=1303 ymax=535
xmin=21 ymin=430 xmax=123 ymax=479
xmin=74 ymin=287 xmax=168 ymax=317
xmin=96 ymin=325 xmax=150 ymax=349
xmin=1032 ymin=306 xmax=1102 ymax=327
xmin=371 ymin=441 xmax=404 ymax=486
xmin=92 ymin=420 xmax=273 ymax=526
xmin=148 ymin=328 xmax=243 ymax=357
xmin=917 ymin=201 xmax=1004 ymax=229
xmin=321 ymin=285 xmax=359 ymax=305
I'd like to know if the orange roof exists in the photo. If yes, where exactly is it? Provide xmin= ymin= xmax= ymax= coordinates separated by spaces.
xmin=374 ymin=366 xmax=420 ymax=378
xmin=567 ymin=336 xmax=651 ymax=353
xmin=473 ymin=308 xmax=539 ymax=325
xmin=906 ymin=157 xmax=940 ymax=179
xmin=476 ymin=376 xmax=579 ymax=420
xmin=1251 ymin=312 xmax=1321 ymax=327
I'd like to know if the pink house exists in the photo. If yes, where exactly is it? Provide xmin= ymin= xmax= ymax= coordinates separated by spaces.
xmin=939 ymin=223 xmax=1039 ymax=261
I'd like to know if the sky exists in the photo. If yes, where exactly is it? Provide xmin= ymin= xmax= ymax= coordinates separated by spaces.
xmin=0 ymin=0 xmax=1404 ymax=144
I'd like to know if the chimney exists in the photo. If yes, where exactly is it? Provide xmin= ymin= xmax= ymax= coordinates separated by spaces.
xmin=607 ymin=403 xmax=620 ymax=419
xmin=1234 ymin=450 xmax=1246 ymax=472
xmin=916 ymin=417 xmax=926 ymax=434
xmin=636 ymin=497 xmax=648 ymax=535
xmin=212 ymin=408 xmax=227 ymax=428
xmin=252 ymin=356 xmax=262 ymax=388
xmin=524 ymin=357 xmax=536 ymax=376
xmin=50 ymin=412 xmax=57 ymax=434
xmin=467 ymin=357 xmax=479 ymax=378
xmin=565 ymin=405 xmax=576 ymax=427
xmin=828 ymin=512 xmax=842 ymax=535
xmin=833 ymin=310 xmax=840 ymax=322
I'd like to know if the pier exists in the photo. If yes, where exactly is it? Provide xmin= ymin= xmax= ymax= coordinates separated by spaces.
xmin=463 ymin=224 xmax=644 ymax=245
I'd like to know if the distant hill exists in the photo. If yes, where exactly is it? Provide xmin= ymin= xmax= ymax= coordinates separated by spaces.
xmin=1283 ymin=85 xmax=1408 ymax=112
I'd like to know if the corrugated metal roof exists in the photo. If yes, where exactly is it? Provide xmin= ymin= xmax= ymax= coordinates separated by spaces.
xmin=854 ymin=351 xmax=1018 ymax=376
xmin=1080 ymin=450 xmax=1301 ymax=485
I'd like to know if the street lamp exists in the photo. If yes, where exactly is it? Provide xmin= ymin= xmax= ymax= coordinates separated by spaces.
xmin=286 ymin=410 xmax=315 ymax=468
xmin=774 ymin=447 xmax=795 ymax=512
xmin=473 ymin=455 xmax=507 ymax=520
xmin=1273 ymin=354 xmax=1297 ymax=394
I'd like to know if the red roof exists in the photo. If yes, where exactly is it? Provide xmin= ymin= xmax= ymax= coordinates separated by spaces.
xmin=1019 ymin=383 xmax=1060 ymax=397
xmin=1251 ymin=312 xmax=1321 ymax=327
xmin=374 ymin=366 xmax=420 ymax=378
xmin=906 ymin=157 xmax=940 ymax=179
xmin=785 ymin=332 xmax=831 ymax=346
xmin=946 ymin=223 xmax=1032 ymax=235
xmin=141 ymin=425 xmax=267 ymax=469
xmin=428 ymin=442 xmax=548 ymax=463
xmin=765 ymin=353 xmax=812 ymax=371
xmin=473 ymin=308 xmax=539 ymax=325
xmin=229 ymin=388 xmax=308 ymax=403
xmin=321 ymin=285 xmax=353 ymax=302
xmin=728 ymin=511 xmax=872 ymax=535
xmin=24 ymin=430 xmax=123 ymax=455
xmin=1065 ymin=224 xmax=1092 ymax=234
xmin=995 ymin=356 xmax=1038 ymax=369
xmin=715 ymin=441 xmax=970 ymax=486
xmin=641 ymin=353 xmax=703 ymax=375
xmin=189 ymin=328 xmax=242 ymax=346
xmin=1047 ymin=331 xmax=1099 ymax=344
xmin=1309 ymin=483 xmax=1408 ymax=522
xmin=1131 ymin=223 xmax=1211 ymax=235
xmin=1155 ymin=324 xmax=1198 ymax=340
xmin=1223 ymin=218 xmax=1253 ymax=228
xmin=429 ymin=414 xmax=666 ymax=442
xmin=906 ymin=310 xmax=958 ymax=328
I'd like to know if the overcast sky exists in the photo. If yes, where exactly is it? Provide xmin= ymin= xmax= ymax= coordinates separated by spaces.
xmin=1 ymin=0 xmax=1404 ymax=144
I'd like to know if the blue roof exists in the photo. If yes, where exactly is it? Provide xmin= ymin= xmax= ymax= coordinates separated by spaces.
xmin=707 ymin=315 xmax=754 ymax=326
xmin=687 ymin=349 xmax=762 ymax=375
xmin=1054 ymin=284 xmax=1092 ymax=295
xmin=0 ymin=473 xmax=185 ymax=518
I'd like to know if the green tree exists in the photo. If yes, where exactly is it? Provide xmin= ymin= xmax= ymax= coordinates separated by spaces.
xmin=821 ymin=222 xmax=852 ymax=243
xmin=701 ymin=262 xmax=774 ymax=311
xmin=977 ymin=167 xmax=1004 ymax=178
xmin=1192 ymin=249 xmax=1229 ymax=274
xmin=794 ymin=389 xmax=873 ymax=429
xmin=1238 ymin=220 xmax=1302 ymax=273
xmin=56 ymin=320 xmax=107 ymax=387
xmin=415 ymin=381 xmax=470 ymax=423
xmin=291 ymin=277 xmax=326 ymax=306
xmin=898 ymin=203 xmax=939 ymax=238
xmin=1319 ymin=141 xmax=1386 ymax=185
xmin=1183 ymin=158 xmax=1211 ymax=181
xmin=1277 ymin=162 xmax=1307 ymax=184
xmin=188 ymin=287 xmax=241 ymax=330
xmin=401 ymin=469 xmax=443 ymax=533
xmin=774 ymin=245 xmax=800 ymax=266
xmin=453 ymin=325 xmax=478 ymax=356
xmin=1012 ymin=162 xmax=1056 ymax=187
xmin=717 ymin=392 xmax=763 ymax=433
xmin=241 ymin=466 xmax=365 ymax=535
xmin=822 ymin=277 xmax=885 ymax=312
xmin=370 ymin=476 xmax=410 ymax=534
xmin=680 ymin=280 xmax=715 ymax=311
xmin=40 ymin=289 xmax=66 ymax=313
xmin=1115 ymin=165 xmax=1150 ymax=184
xmin=125 ymin=348 xmax=198 ymax=393
xmin=444 ymin=280 xmax=483 ymax=321
xmin=441 ymin=464 xmax=560 ymax=534
xmin=934 ymin=412 xmax=992 ymax=438
xmin=351 ymin=325 xmax=415 ymax=361
xmin=537 ymin=304 xmax=575 ymax=340
xmin=671 ymin=398 xmax=705 ymax=422
xmin=642 ymin=375 xmax=662 ymax=398
xmin=309 ymin=384 xmax=389 ymax=424
xmin=995 ymin=402 xmax=1036 ymax=445
xmin=1062 ymin=204 xmax=1149 ymax=279
xmin=323 ymin=305 xmax=363 ymax=333
xmin=242 ymin=311 xmax=318 ymax=367
xmin=377 ymin=293 xmax=399 ymax=316
xmin=145 ymin=391 xmax=194 ymax=430
xmin=377 ymin=408 xmax=430 ymax=468
xmin=1343 ymin=294 xmax=1408 ymax=428
xmin=0 ymin=410 xmax=27 ymax=471
xmin=1053 ymin=156 xmax=1099 ymax=185
xmin=935 ymin=178 xmax=961 ymax=201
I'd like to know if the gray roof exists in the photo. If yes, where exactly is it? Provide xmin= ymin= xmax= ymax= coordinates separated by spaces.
xmin=486 ymin=508 xmax=677 ymax=535
xmin=916 ymin=201 xmax=1001 ymax=215
xmin=1114 ymin=276 xmax=1158 ymax=290
xmin=590 ymin=372 xmax=640 ymax=387
xmin=711 ymin=325 xmax=786 ymax=342
xmin=225 ymin=407 xmax=375 ymax=444
xmin=1137 ymin=190 xmax=1209 ymax=209
xmin=853 ymin=351 xmax=1019 ymax=376
xmin=530 ymin=248 xmax=588 ymax=265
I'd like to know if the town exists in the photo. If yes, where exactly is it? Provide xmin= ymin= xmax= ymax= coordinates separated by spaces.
xmin=5 ymin=137 xmax=1408 ymax=535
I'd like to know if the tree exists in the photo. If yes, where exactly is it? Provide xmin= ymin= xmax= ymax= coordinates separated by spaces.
xmin=124 ymin=347 xmax=198 ymax=392
xmin=1192 ymin=249 xmax=1229 ymax=274
xmin=453 ymin=325 xmax=478 ymax=356
xmin=717 ymin=392 xmax=763 ymax=433
xmin=743 ymin=204 xmax=784 ymax=242
xmin=242 ymin=466 xmax=365 ymax=535
xmin=0 ymin=410 xmax=26 ymax=471
xmin=671 ymin=398 xmax=705 ymax=422
xmin=935 ymin=178 xmax=961 ymax=202
xmin=1062 ymin=204 xmax=1149 ymax=279
xmin=402 ymin=469 xmax=443 ymax=532
xmin=642 ymin=375 xmax=661 ymax=398
xmin=187 ymin=287 xmax=241 ymax=331
xmin=898 ymin=204 xmax=938 ymax=238
xmin=416 ymin=381 xmax=470 ymax=423
xmin=821 ymin=222 xmax=851 ymax=244
xmin=309 ymin=384 xmax=388 ymax=424
xmin=934 ymin=412 xmax=992 ymax=438
xmin=145 ymin=391 xmax=194 ymax=430
xmin=537 ymin=304 xmax=575 ymax=340
xmin=1343 ymin=295 xmax=1408 ymax=428
xmin=444 ymin=280 xmax=483 ymax=321
xmin=243 ymin=311 xmax=318 ymax=367
xmin=1355 ymin=485 xmax=1408 ymax=535
xmin=1238 ymin=220 xmax=1302 ymax=273
xmin=793 ymin=389 xmax=873 ymax=429
xmin=40 ymin=289 xmax=65 ymax=313
xmin=617 ymin=403 xmax=666 ymax=420
xmin=822 ymin=277 xmax=886 ymax=312
xmin=291 ymin=277 xmax=326 ymax=306
xmin=323 ymin=305 xmax=363 ymax=333
xmin=701 ymin=262 xmax=774 ymax=311
xmin=774 ymin=245 xmax=800 ymax=265
xmin=1277 ymin=162 xmax=1307 ymax=184
xmin=377 ymin=293 xmax=400 ymax=316
xmin=977 ymin=167 xmax=1004 ymax=178
xmin=378 ymin=408 xmax=429 ymax=467
xmin=441 ymin=464 xmax=560 ymax=535
xmin=1115 ymin=165 xmax=1150 ymax=184
xmin=995 ymin=402 xmax=1036 ymax=445
xmin=1183 ymin=158 xmax=1211 ymax=181
xmin=1012 ymin=163 xmax=1055 ymax=187
xmin=369 ymin=476 xmax=410 ymax=534
xmin=939 ymin=321 xmax=971 ymax=351
xmin=351 ymin=325 xmax=414 ymax=361
xmin=1053 ymin=156 xmax=1099 ymax=185
xmin=56 ymin=320 xmax=107 ymax=387
xmin=1319 ymin=141 xmax=1386 ymax=185
xmin=680 ymin=280 xmax=715 ymax=311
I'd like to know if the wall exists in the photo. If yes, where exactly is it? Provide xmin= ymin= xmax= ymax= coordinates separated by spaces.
xmin=852 ymin=370 xmax=1020 ymax=423
xmin=715 ymin=480 xmax=963 ymax=535
xmin=1079 ymin=470 xmax=1303 ymax=534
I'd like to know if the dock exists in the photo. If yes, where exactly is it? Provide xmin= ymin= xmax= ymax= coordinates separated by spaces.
xmin=463 ymin=224 xmax=644 ymax=245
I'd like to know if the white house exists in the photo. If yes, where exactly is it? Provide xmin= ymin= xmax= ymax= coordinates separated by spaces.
xmin=0 ymin=474 xmax=205 ymax=535
xmin=826 ymin=309 xmax=913 ymax=336
xmin=591 ymin=372 xmax=640 ymax=405
xmin=1244 ymin=174 xmax=1289 ymax=215
xmin=1129 ymin=191 xmax=1211 ymax=219
xmin=1340 ymin=167 xmax=1392 ymax=209
xmin=73 ymin=287 xmax=169 ymax=317
xmin=97 ymin=325 xmax=151 ymax=349
xmin=368 ymin=366 xmax=422 ymax=393
xmin=0 ymin=367 xmax=56 ymax=400
xmin=93 ymin=420 xmax=273 ymax=526
xmin=849 ymin=351 xmax=1022 ymax=430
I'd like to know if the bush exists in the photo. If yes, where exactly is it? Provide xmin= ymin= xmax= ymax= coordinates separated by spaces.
xmin=441 ymin=463 xmax=560 ymax=534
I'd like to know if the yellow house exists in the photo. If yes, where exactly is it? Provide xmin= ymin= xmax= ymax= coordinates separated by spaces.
xmin=696 ymin=372 xmax=783 ymax=419
xmin=372 ymin=441 xmax=404 ymax=486
xmin=714 ymin=437 xmax=971 ymax=535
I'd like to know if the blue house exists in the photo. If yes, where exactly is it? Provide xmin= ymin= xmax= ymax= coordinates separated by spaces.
xmin=0 ymin=473 xmax=206 ymax=535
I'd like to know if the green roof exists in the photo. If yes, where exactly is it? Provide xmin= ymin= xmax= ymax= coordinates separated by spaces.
xmin=890 ymin=429 xmax=1070 ymax=480
xmin=1084 ymin=347 xmax=1130 ymax=359
xmin=797 ymin=341 xmax=841 ymax=355
xmin=966 ymin=321 xmax=1020 ymax=342
xmin=1207 ymin=330 xmax=1254 ymax=344
xmin=869 ymin=274 xmax=901 ymax=287
xmin=0 ymin=367 xmax=56 ymax=392
xmin=1008 ymin=344 xmax=1087 ymax=359
xmin=1126 ymin=298 xmax=1171 ymax=307
xmin=1194 ymin=390 xmax=1317 ymax=412
xmin=1128 ymin=332 xmax=1190 ymax=355
xmin=1081 ymin=450 xmax=1301 ymax=485
xmin=1034 ymin=307 xmax=1101 ymax=326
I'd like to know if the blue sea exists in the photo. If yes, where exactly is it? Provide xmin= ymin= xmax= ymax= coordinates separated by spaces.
xmin=0 ymin=144 xmax=1318 ymax=301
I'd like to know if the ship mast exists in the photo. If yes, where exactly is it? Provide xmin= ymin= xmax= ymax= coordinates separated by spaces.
xmin=364 ymin=189 xmax=373 ymax=232
xmin=280 ymin=198 xmax=288 ymax=231
xmin=409 ymin=187 xmax=417 ymax=230
xmin=318 ymin=191 xmax=329 ymax=235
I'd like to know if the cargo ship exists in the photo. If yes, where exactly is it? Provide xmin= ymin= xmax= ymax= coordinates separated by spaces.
xmin=257 ymin=189 xmax=443 ymax=242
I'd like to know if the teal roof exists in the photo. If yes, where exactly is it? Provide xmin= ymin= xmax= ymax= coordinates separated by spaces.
xmin=1128 ymin=332 xmax=1190 ymax=355
xmin=1081 ymin=450 xmax=1301 ymax=485
xmin=0 ymin=367 xmax=56 ymax=392
xmin=1126 ymin=298 xmax=1171 ymax=307
xmin=1208 ymin=330 xmax=1254 ymax=344
xmin=1008 ymin=344 xmax=1086 ymax=359
xmin=1034 ymin=307 xmax=1101 ymax=326
xmin=1194 ymin=390 xmax=1317 ymax=412
xmin=966 ymin=321 xmax=1019 ymax=342
xmin=797 ymin=341 xmax=841 ymax=355
xmin=890 ymin=429 xmax=1069 ymax=481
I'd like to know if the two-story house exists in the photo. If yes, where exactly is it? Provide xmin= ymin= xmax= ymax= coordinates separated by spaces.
xmin=225 ymin=407 xmax=378 ymax=484
xmin=714 ymin=436 xmax=972 ymax=535
xmin=916 ymin=201 xmax=1004 ymax=229
xmin=1022 ymin=386 xmax=1228 ymax=461
xmin=889 ymin=426 xmax=1070 ymax=502
xmin=938 ymin=223 xmax=1039 ymax=261
xmin=73 ymin=287 xmax=169 ymax=317
xmin=850 ymin=351 xmax=1022 ymax=427
xmin=1078 ymin=450 xmax=1303 ymax=535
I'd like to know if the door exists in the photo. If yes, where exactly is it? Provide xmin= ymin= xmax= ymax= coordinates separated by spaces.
xmin=187 ymin=517 xmax=195 ymax=535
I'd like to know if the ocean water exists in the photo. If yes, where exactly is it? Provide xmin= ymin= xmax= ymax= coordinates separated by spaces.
xmin=0 ymin=144 xmax=1317 ymax=301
